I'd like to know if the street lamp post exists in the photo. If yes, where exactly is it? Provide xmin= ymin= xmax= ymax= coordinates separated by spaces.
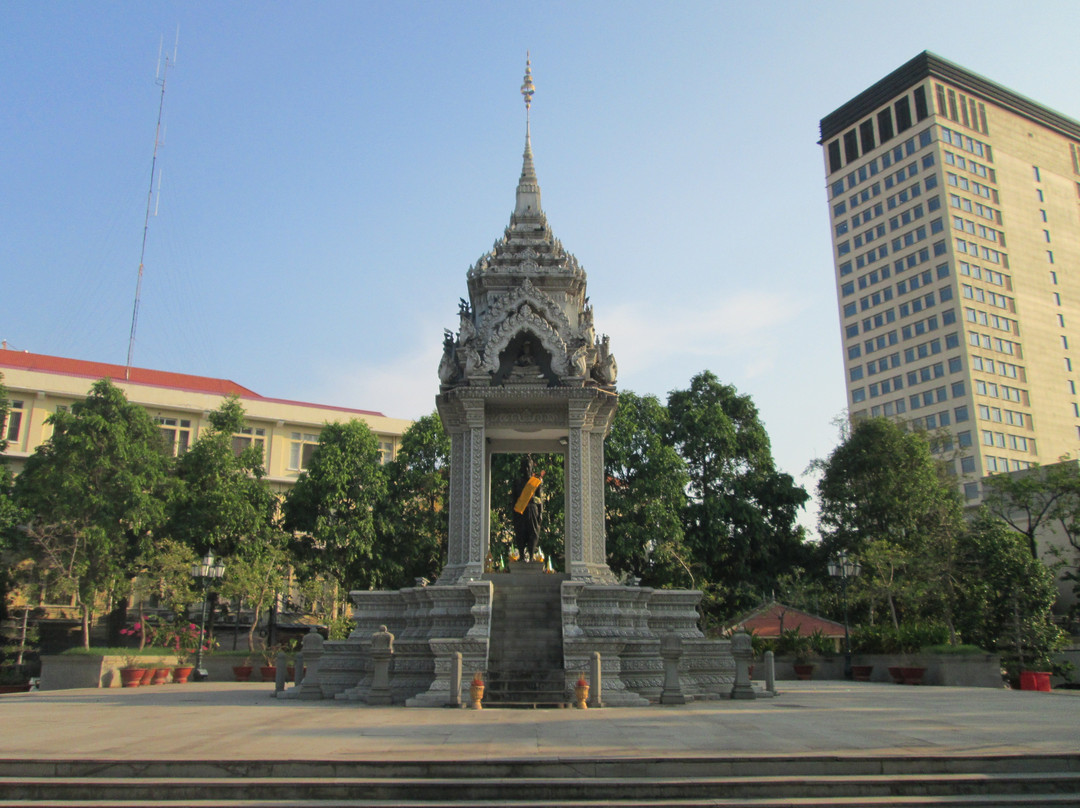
xmin=827 ymin=551 xmax=861 ymax=679
xmin=190 ymin=553 xmax=225 ymax=681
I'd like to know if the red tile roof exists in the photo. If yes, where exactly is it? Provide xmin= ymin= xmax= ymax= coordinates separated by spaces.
xmin=727 ymin=601 xmax=847 ymax=638
xmin=0 ymin=349 xmax=385 ymax=417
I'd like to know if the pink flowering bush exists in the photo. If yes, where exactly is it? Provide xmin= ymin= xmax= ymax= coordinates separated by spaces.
xmin=120 ymin=618 xmax=216 ymax=664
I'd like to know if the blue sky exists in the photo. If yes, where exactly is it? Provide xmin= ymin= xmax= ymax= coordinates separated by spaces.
xmin=4 ymin=1 xmax=1080 ymax=534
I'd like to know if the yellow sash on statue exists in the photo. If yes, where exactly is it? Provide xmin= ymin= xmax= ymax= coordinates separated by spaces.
xmin=513 ymin=474 xmax=543 ymax=514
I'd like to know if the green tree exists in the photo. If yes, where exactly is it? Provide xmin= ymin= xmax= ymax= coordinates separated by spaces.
xmin=167 ymin=396 xmax=276 ymax=559
xmin=375 ymin=414 xmax=450 ymax=588
xmin=604 ymin=391 xmax=692 ymax=587
xmin=981 ymin=460 xmax=1080 ymax=560
xmin=165 ymin=396 xmax=283 ymax=645
xmin=0 ymin=375 xmax=25 ymax=624
xmin=283 ymin=420 xmax=387 ymax=591
xmin=667 ymin=371 xmax=809 ymax=616
xmin=815 ymin=417 xmax=965 ymax=632
xmin=218 ymin=529 xmax=290 ymax=651
xmin=816 ymin=417 xmax=961 ymax=555
xmin=13 ymin=379 xmax=173 ymax=646
xmin=955 ymin=514 xmax=1066 ymax=673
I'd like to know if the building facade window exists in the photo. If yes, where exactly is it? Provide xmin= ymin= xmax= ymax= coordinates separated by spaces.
xmin=4 ymin=400 xmax=23 ymax=444
xmin=232 ymin=426 xmax=267 ymax=461
xmin=156 ymin=417 xmax=192 ymax=456
xmin=289 ymin=432 xmax=320 ymax=471
xmin=378 ymin=441 xmax=395 ymax=465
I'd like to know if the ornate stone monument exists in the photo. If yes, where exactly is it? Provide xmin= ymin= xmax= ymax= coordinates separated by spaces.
xmin=435 ymin=57 xmax=619 ymax=587
xmin=312 ymin=59 xmax=732 ymax=706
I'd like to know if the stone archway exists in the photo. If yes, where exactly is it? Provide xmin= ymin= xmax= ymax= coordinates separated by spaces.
xmin=435 ymin=387 xmax=617 ymax=586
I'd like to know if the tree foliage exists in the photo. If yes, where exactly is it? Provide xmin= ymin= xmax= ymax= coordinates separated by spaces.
xmin=982 ymin=460 xmax=1080 ymax=560
xmin=666 ymin=371 xmax=809 ymax=615
xmin=0 ymin=374 xmax=25 ymax=623
xmin=375 ymin=413 xmax=450 ymax=588
xmin=815 ymin=417 xmax=960 ymax=558
xmin=13 ymin=380 xmax=173 ymax=645
xmin=815 ymin=417 xmax=966 ymax=631
xmin=954 ymin=514 xmax=1066 ymax=672
xmin=604 ymin=391 xmax=691 ymax=587
xmin=283 ymin=419 xmax=387 ymax=591
xmin=167 ymin=396 xmax=277 ymax=558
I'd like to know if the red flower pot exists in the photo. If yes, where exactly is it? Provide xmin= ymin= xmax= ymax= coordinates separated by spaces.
xmin=260 ymin=666 xmax=277 ymax=682
xmin=851 ymin=665 xmax=873 ymax=682
xmin=139 ymin=668 xmax=155 ymax=686
xmin=1021 ymin=671 xmax=1052 ymax=691
xmin=120 ymin=667 xmax=144 ymax=688
xmin=151 ymin=668 xmax=171 ymax=685
xmin=793 ymin=663 xmax=814 ymax=680
xmin=900 ymin=666 xmax=925 ymax=685
xmin=172 ymin=666 xmax=194 ymax=684
xmin=232 ymin=665 xmax=253 ymax=682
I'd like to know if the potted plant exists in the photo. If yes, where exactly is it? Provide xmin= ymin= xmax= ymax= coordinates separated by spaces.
xmin=150 ymin=665 xmax=171 ymax=685
xmin=259 ymin=645 xmax=280 ymax=682
xmin=896 ymin=623 xmax=932 ymax=685
xmin=574 ymin=674 xmax=589 ymax=709
xmin=778 ymin=629 xmax=815 ymax=680
xmin=850 ymin=664 xmax=874 ymax=682
xmin=232 ymin=657 xmax=254 ymax=682
xmin=469 ymin=671 xmax=484 ymax=709
xmin=0 ymin=666 xmax=32 ymax=694
xmin=118 ymin=654 xmax=145 ymax=688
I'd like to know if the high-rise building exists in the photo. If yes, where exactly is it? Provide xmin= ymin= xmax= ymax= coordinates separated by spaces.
xmin=820 ymin=52 xmax=1080 ymax=501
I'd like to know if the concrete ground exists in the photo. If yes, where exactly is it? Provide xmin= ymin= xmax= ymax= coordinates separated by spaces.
xmin=1 ymin=681 xmax=1077 ymax=762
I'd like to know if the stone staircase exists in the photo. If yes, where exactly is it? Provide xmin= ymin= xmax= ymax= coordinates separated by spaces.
xmin=1 ymin=754 xmax=1078 ymax=806
xmin=484 ymin=566 xmax=568 ymax=707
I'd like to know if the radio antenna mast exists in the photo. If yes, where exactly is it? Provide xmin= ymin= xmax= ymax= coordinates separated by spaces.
xmin=126 ymin=30 xmax=178 ymax=378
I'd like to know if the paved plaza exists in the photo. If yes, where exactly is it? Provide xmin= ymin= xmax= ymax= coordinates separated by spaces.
xmin=1 ymin=681 xmax=1077 ymax=763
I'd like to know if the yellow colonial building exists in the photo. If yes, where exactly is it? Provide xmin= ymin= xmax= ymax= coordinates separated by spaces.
xmin=0 ymin=347 xmax=413 ymax=491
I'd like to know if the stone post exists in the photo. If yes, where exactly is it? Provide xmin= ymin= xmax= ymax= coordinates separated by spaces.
xmin=589 ymin=652 xmax=602 ymax=708
xmin=450 ymin=652 xmax=463 ymax=707
xmin=659 ymin=633 xmax=687 ymax=705
xmin=296 ymin=628 xmax=325 ymax=700
xmin=729 ymin=630 xmax=756 ymax=700
xmin=273 ymin=651 xmax=288 ymax=695
xmin=764 ymin=649 xmax=776 ymax=695
xmin=367 ymin=625 xmax=395 ymax=705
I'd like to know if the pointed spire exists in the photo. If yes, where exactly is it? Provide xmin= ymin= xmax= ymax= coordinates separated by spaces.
xmin=516 ymin=53 xmax=542 ymax=216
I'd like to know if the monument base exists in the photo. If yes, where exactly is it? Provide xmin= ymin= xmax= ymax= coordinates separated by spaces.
xmin=310 ymin=576 xmax=733 ymax=706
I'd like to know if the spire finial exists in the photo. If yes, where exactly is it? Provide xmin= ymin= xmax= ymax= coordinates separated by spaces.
xmin=520 ymin=51 xmax=535 ymax=119
xmin=515 ymin=52 xmax=541 ymax=217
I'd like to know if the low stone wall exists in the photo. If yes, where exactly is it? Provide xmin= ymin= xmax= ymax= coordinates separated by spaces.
xmin=761 ymin=653 xmax=1003 ymax=687
xmin=39 ymin=654 xmax=264 ymax=690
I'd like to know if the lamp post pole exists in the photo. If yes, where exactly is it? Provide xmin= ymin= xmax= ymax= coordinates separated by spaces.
xmin=828 ymin=551 xmax=860 ymax=679
xmin=190 ymin=553 xmax=225 ymax=681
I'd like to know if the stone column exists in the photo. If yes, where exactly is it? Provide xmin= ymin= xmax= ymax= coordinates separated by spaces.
xmin=438 ymin=398 xmax=487 ymax=584
xmin=565 ymin=399 xmax=591 ymax=580
xmin=566 ymin=395 xmax=616 ymax=583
